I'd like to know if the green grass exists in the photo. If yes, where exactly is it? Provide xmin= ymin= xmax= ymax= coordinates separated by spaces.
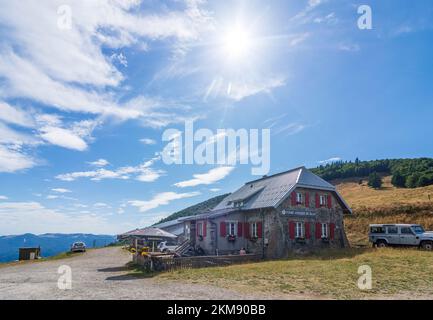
xmin=0 ymin=250 xmax=88 ymax=268
xmin=155 ymin=248 xmax=433 ymax=299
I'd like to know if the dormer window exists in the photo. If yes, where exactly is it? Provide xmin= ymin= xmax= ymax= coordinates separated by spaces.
xmin=319 ymin=195 xmax=327 ymax=206
xmin=233 ymin=201 xmax=244 ymax=208
xmin=296 ymin=192 xmax=303 ymax=204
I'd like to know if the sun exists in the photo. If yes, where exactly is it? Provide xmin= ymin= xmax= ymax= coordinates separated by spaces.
xmin=221 ymin=25 xmax=252 ymax=60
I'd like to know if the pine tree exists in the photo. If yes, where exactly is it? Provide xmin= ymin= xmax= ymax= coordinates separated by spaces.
xmin=368 ymin=172 xmax=382 ymax=189
xmin=391 ymin=172 xmax=406 ymax=188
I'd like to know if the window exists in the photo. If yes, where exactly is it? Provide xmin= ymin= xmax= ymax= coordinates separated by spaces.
xmin=413 ymin=226 xmax=425 ymax=234
xmin=295 ymin=222 xmax=305 ymax=238
xmin=227 ymin=222 xmax=237 ymax=236
xmin=387 ymin=226 xmax=398 ymax=234
xmin=296 ymin=192 xmax=303 ymax=204
xmin=251 ymin=222 xmax=258 ymax=238
xmin=400 ymin=227 xmax=413 ymax=235
xmin=197 ymin=222 xmax=204 ymax=236
xmin=319 ymin=195 xmax=327 ymax=206
xmin=321 ymin=223 xmax=329 ymax=238
xmin=370 ymin=226 xmax=385 ymax=234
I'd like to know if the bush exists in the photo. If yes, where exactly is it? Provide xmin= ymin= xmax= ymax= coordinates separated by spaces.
xmin=368 ymin=172 xmax=382 ymax=189
xmin=391 ymin=172 xmax=406 ymax=188
xmin=406 ymin=173 xmax=421 ymax=188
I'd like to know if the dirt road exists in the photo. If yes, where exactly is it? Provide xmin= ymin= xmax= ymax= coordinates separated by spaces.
xmin=0 ymin=247 xmax=264 ymax=300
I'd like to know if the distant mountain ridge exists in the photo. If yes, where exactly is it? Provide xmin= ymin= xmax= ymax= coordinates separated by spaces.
xmin=154 ymin=193 xmax=230 ymax=225
xmin=0 ymin=233 xmax=116 ymax=263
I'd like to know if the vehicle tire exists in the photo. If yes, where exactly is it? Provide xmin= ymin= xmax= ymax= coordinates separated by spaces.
xmin=376 ymin=240 xmax=387 ymax=248
xmin=421 ymin=241 xmax=433 ymax=251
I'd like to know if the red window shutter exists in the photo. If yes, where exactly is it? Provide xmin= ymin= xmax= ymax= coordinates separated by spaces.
xmin=305 ymin=222 xmax=311 ymax=239
xmin=315 ymin=193 xmax=320 ymax=208
xmin=237 ymin=222 xmax=243 ymax=237
xmin=203 ymin=221 xmax=207 ymax=237
xmin=289 ymin=221 xmax=295 ymax=239
xmin=330 ymin=223 xmax=335 ymax=239
xmin=220 ymin=221 xmax=226 ymax=237
xmin=315 ymin=223 xmax=321 ymax=239
xmin=291 ymin=192 xmax=297 ymax=206
xmin=327 ymin=194 xmax=332 ymax=209
xmin=244 ymin=222 xmax=250 ymax=239
xmin=257 ymin=222 xmax=263 ymax=238
xmin=305 ymin=192 xmax=310 ymax=207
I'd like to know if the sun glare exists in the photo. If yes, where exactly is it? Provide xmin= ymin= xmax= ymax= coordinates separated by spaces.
xmin=221 ymin=25 xmax=252 ymax=60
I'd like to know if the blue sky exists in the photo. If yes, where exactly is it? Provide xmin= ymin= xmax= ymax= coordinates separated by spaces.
xmin=0 ymin=0 xmax=433 ymax=235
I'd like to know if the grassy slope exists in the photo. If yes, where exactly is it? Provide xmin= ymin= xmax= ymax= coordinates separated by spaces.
xmin=337 ymin=176 xmax=433 ymax=245
xmin=158 ymin=248 xmax=433 ymax=299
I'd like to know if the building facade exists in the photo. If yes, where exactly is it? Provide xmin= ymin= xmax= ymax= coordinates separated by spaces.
xmin=180 ymin=166 xmax=352 ymax=258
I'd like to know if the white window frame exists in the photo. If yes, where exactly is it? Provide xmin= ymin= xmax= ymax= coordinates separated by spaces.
xmin=226 ymin=221 xmax=237 ymax=236
xmin=296 ymin=192 xmax=303 ymax=204
xmin=319 ymin=195 xmax=327 ymax=206
xmin=321 ymin=223 xmax=329 ymax=238
xmin=251 ymin=222 xmax=258 ymax=238
xmin=197 ymin=222 xmax=204 ymax=237
xmin=295 ymin=222 xmax=305 ymax=238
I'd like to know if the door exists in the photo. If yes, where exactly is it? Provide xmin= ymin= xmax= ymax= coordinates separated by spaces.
xmin=386 ymin=225 xmax=399 ymax=245
xmin=399 ymin=226 xmax=418 ymax=245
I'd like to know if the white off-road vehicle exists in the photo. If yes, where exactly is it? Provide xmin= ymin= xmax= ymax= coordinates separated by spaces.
xmin=157 ymin=241 xmax=178 ymax=253
xmin=369 ymin=224 xmax=433 ymax=250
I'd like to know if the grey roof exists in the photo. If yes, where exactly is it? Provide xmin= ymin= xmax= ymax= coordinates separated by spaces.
xmin=179 ymin=208 xmax=238 ymax=221
xmin=212 ymin=166 xmax=352 ymax=214
xmin=118 ymin=227 xmax=177 ymax=238
xmin=153 ymin=216 xmax=194 ymax=229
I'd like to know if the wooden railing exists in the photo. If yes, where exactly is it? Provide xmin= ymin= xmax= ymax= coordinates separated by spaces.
xmin=134 ymin=253 xmax=262 ymax=272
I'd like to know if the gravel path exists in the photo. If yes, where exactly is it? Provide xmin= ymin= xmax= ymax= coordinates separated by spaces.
xmin=0 ymin=247 xmax=266 ymax=300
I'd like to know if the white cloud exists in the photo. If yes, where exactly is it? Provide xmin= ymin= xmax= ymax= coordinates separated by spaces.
xmin=288 ymin=33 xmax=310 ymax=47
xmin=51 ymin=188 xmax=71 ymax=193
xmin=94 ymin=202 xmax=110 ymax=208
xmin=0 ymin=201 xmax=119 ymax=234
xmin=0 ymin=196 xmax=8 ymax=200
xmin=318 ymin=157 xmax=342 ymax=165
xmin=209 ymin=188 xmax=221 ymax=192
xmin=56 ymin=156 xmax=163 ymax=182
xmin=88 ymin=159 xmax=110 ymax=167
xmin=46 ymin=195 xmax=59 ymax=199
xmin=128 ymin=191 xmax=200 ymax=213
xmin=0 ymin=145 xmax=36 ymax=173
xmin=140 ymin=138 xmax=157 ymax=145
xmin=338 ymin=43 xmax=360 ymax=52
xmin=273 ymin=123 xmax=306 ymax=136
xmin=174 ymin=166 xmax=234 ymax=188
xmin=0 ymin=102 xmax=34 ymax=127
xmin=39 ymin=126 xmax=88 ymax=151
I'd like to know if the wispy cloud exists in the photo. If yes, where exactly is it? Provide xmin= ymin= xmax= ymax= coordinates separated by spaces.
xmin=51 ymin=188 xmax=71 ymax=193
xmin=272 ymin=122 xmax=306 ymax=136
xmin=174 ymin=166 xmax=235 ymax=188
xmin=0 ymin=196 xmax=8 ymax=200
xmin=140 ymin=138 xmax=157 ymax=145
xmin=128 ymin=191 xmax=200 ymax=213
xmin=87 ymin=159 xmax=110 ymax=167
xmin=318 ymin=157 xmax=342 ymax=164
xmin=56 ymin=156 xmax=163 ymax=182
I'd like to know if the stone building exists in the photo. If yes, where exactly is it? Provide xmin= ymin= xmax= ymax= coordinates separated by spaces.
xmin=180 ymin=166 xmax=352 ymax=258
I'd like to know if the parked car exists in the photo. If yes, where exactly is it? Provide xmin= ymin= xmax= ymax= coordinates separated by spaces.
xmin=157 ymin=241 xmax=178 ymax=253
xmin=70 ymin=241 xmax=87 ymax=253
xmin=369 ymin=224 xmax=433 ymax=250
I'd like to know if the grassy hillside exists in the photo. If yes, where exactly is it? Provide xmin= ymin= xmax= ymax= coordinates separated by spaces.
xmin=157 ymin=248 xmax=433 ymax=299
xmin=336 ymin=176 xmax=433 ymax=246
xmin=155 ymin=193 xmax=230 ymax=225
